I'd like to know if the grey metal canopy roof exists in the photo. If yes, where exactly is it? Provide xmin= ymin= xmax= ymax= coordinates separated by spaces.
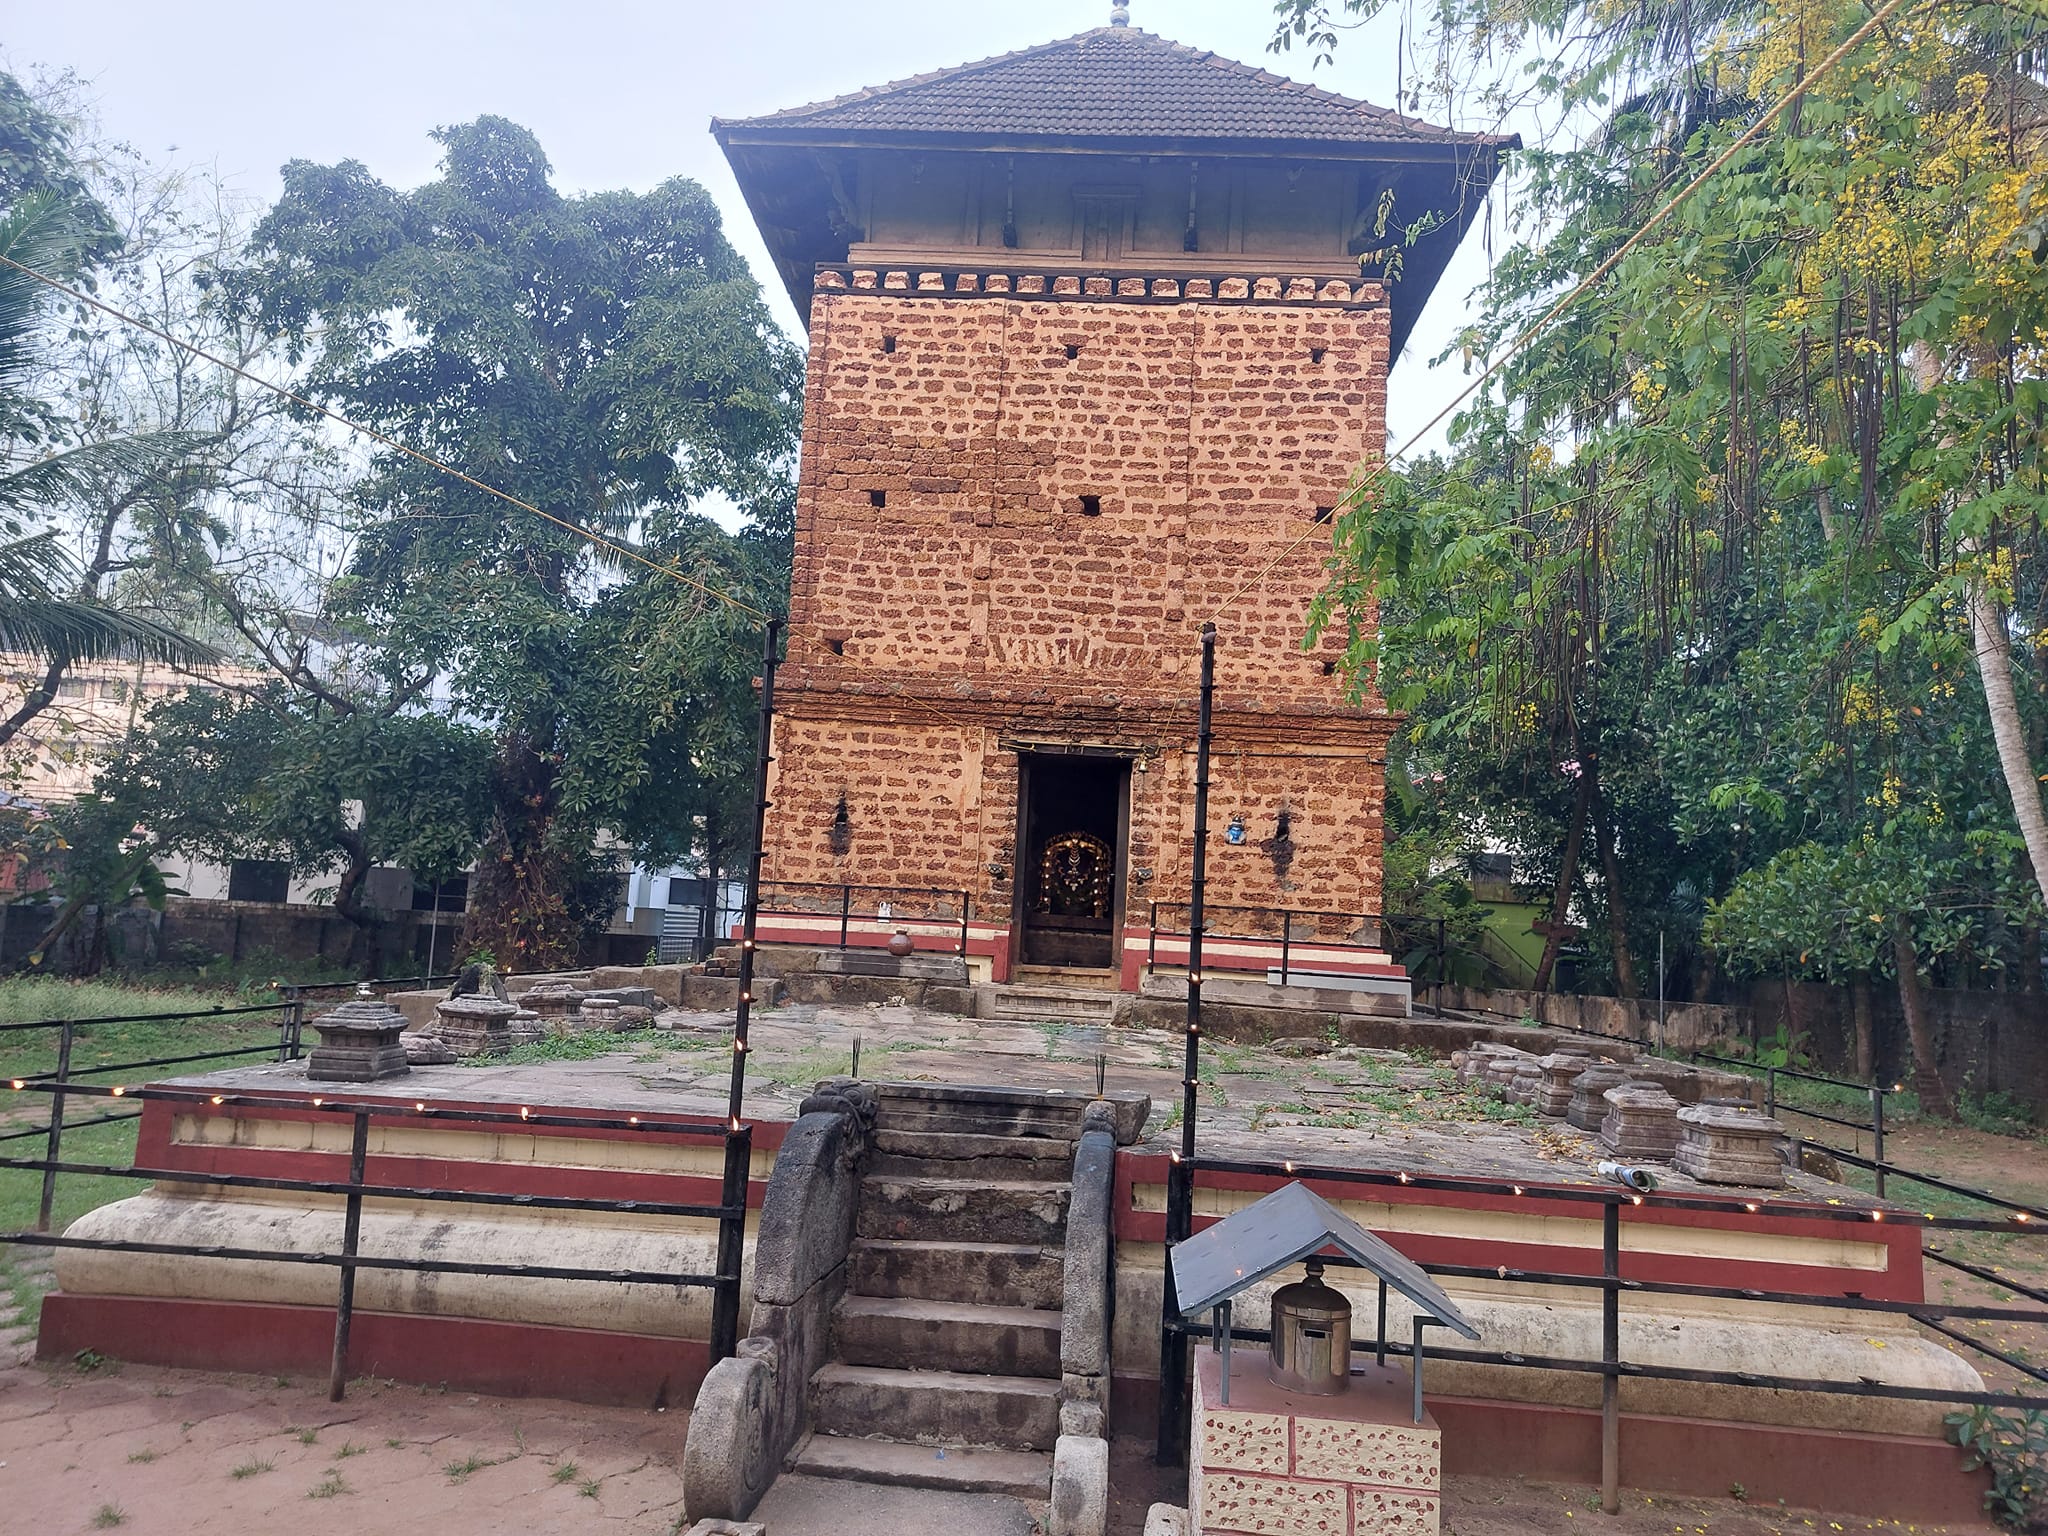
xmin=1172 ymin=1181 xmax=1478 ymax=1339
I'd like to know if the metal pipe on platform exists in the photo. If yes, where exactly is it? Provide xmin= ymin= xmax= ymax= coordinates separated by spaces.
xmin=1600 ymin=1200 xmax=1620 ymax=1514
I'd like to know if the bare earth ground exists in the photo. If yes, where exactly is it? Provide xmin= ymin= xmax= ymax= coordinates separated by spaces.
xmin=0 ymin=1358 xmax=1996 ymax=1536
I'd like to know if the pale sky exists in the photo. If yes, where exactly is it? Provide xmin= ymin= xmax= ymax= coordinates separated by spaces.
xmin=4 ymin=0 xmax=1515 ymax=454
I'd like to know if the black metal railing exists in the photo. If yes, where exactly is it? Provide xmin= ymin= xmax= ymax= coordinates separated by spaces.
xmin=0 ymin=1078 xmax=750 ymax=1402
xmin=757 ymin=880 xmax=973 ymax=956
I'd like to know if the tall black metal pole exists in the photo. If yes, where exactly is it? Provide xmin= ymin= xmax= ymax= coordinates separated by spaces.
xmin=1156 ymin=621 xmax=1215 ymax=1465
xmin=710 ymin=615 xmax=779 ymax=1364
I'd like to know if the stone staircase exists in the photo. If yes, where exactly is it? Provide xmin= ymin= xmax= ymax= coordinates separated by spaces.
xmin=788 ymin=1085 xmax=1085 ymax=1500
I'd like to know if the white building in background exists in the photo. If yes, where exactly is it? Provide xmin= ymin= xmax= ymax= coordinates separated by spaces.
xmin=0 ymin=653 xmax=732 ymax=962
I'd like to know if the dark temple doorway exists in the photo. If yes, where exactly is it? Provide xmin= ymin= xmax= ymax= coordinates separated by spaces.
xmin=1014 ymin=752 xmax=1130 ymax=970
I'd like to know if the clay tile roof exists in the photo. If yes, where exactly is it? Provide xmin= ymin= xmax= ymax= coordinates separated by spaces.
xmin=713 ymin=26 xmax=1504 ymax=151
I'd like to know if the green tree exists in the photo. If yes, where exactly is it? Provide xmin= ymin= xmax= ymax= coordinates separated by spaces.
xmin=221 ymin=117 xmax=801 ymax=968
xmin=1292 ymin=0 xmax=2048 ymax=1101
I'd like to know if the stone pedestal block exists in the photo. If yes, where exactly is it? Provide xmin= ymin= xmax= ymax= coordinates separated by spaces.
xmin=518 ymin=981 xmax=586 ymax=1020
xmin=1565 ymin=1065 xmax=1635 ymax=1131
xmin=1535 ymin=1053 xmax=1594 ymax=1118
xmin=580 ymin=997 xmax=622 ymax=1031
xmin=1192 ymin=1349 xmax=1440 ymax=1535
xmin=1673 ymin=1105 xmax=1789 ymax=1188
xmin=305 ymin=1000 xmax=411 ymax=1083
xmin=1598 ymin=1085 xmax=1683 ymax=1162
xmin=432 ymin=994 xmax=522 ymax=1057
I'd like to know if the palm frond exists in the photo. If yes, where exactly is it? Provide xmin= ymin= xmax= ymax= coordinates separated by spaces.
xmin=0 ymin=596 xmax=218 ymax=665
xmin=0 ymin=432 xmax=206 ymax=519
xmin=0 ymin=192 xmax=89 ymax=403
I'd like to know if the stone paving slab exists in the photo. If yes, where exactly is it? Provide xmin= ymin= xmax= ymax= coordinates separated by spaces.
xmin=162 ymin=1000 xmax=1877 ymax=1201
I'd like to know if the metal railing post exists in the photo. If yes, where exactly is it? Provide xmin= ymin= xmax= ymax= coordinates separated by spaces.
xmin=1765 ymin=1067 xmax=1776 ymax=1121
xmin=36 ymin=1019 xmax=73 ymax=1232
xmin=1279 ymin=910 xmax=1291 ymax=987
xmin=328 ymin=1108 xmax=370 ymax=1402
xmin=1872 ymin=1087 xmax=1887 ymax=1199
xmin=1435 ymin=918 xmax=1446 ymax=1018
xmin=713 ymin=615 xmax=779 ymax=1366
xmin=1601 ymin=1199 xmax=1621 ymax=1514
xmin=1148 ymin=902 xmax=1158 ymax=974
xmin=839 ymin=884 xmax=851 ymax=950
xmin=1158 ymin=621 xmax=1216 ymax=1467
xmin=959 ymin=893 xmax=970 ymax=958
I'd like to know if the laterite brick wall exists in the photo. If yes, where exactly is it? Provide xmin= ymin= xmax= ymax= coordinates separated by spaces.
xmin=764 ymin=274 xmax=1401 ymax=943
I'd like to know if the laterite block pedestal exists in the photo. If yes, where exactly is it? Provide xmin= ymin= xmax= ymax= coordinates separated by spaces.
xmin=1192 ymin=1349 xmax=1441 ymax=1535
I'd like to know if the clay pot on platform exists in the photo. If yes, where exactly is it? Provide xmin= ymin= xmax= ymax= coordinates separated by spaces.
xmin=887 ymin=929 xmax=915 ymax=958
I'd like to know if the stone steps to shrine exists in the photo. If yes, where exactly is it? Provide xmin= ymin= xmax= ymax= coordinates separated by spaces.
xmin=788 ymin=1432 xmax=1053 ymax=1500
xmin=847 ymin=1237 xmax=1066 ymax=1310
xmin=809 ymin=1363 xmax=1062 ymax=1452
xmin=832 ymin=1293 xmax=1063 ymax=1378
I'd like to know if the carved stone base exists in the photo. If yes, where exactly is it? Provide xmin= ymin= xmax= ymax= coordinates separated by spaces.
xmin=1673 ymin=1105 xmax=1789 ymax=1187
xmin=1599 ymin=1085 xmax=1683 ymax=1162
xmin=305 ymin=1001 xmax=413 ymax=1083
xmin=1566 ymin=1065 xmax=1635 ymax=1131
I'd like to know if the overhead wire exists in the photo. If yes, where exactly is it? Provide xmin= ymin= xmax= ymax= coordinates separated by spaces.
xmin=0 ymin=250 xmax=769 ymax=622
xmin=1208 ymin=0 xmax=1916 ymax=626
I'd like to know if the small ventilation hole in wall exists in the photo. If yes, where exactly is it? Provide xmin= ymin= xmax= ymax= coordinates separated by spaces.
xmin=825 ymin=636 xmax=846 ymax=657
xmin=1313 ymin=506 xmax=1335 ymax=523
xmin=1079 ymin=495 xmax=1102 ymax=517
xmin=1065 ymin=344 xmax=1081 ymax=360
xmin=1322 ymin=659 xmax=1338 ymax=676
xmin=882 ymin=334 xmax=897 ymax=354
xmin=869 ymin=489 xmax=887 ymax=508
xmin=1310 ymin=346 xmax=1326 ymax=363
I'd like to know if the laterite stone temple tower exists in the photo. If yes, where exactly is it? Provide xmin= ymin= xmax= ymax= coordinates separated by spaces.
xmin=716 ymin=12 xmax=1508 ymax=990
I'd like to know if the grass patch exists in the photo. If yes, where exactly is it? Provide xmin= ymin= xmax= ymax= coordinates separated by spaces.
xmin=295 ymin=1427 xmax=319 ymax=1445
xmin=464 ymin=1028 xmax=703 ymax=1069
xmin=307 ymin=1471 xmax=351 ymax=1500
xmin=124 ymin=1450 xmax=158 ymax=1465
xmin=230 ymin=1457 xmax=275 ymax=1481
xmin=90 ymin=1505 xmax=127 ymax=1529
xmin=551 ymin=1461 xmax=580 ymax=1484
xmin=578 ymin=1477 xmax=602 ymax=1498
xmin=0 ymin=978 xmax=300 ymax=1329
xmin=334 ymin=1442 xmax=364 ymax=1460
xmin=443 ymin=1452 xmax=500 ymax=1483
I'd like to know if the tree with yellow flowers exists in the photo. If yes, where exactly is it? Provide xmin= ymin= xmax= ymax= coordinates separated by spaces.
xmin=1290 ymin=0 xmax=2048 ymax=1104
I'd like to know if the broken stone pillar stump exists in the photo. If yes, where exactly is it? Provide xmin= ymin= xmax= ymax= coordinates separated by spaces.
xmin=1508 ymin=1062 xmax=1544 ymax=1106
xmin=518 ymin=981 xmax=586 ymax=1021
xmin=305 ymin=1000 xmax=411 ymax=1083
xmin=1192 ymin=1349 xmax=1440 ymax=1536
xmin=1483 ymin=1057 xmax=1524 ymax=1099
xmin=399 ymin=1029 xmax=456 ymax=1066
xmin=1598 ymin=1084 xmax=1683 ymax=1162
xmin=1565 ymin=1064 xmax=1635 ymax=1131
xmin=432 ymin=994 xmax=522 ymax=1057
xmin=579 ymin=996 xmax=621 ymax=1032
xmin=1673 ymin=1104 xmax=1789 ymax=1188
xmin=1535 ymin=1052 xmax=1595 ymax=1118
